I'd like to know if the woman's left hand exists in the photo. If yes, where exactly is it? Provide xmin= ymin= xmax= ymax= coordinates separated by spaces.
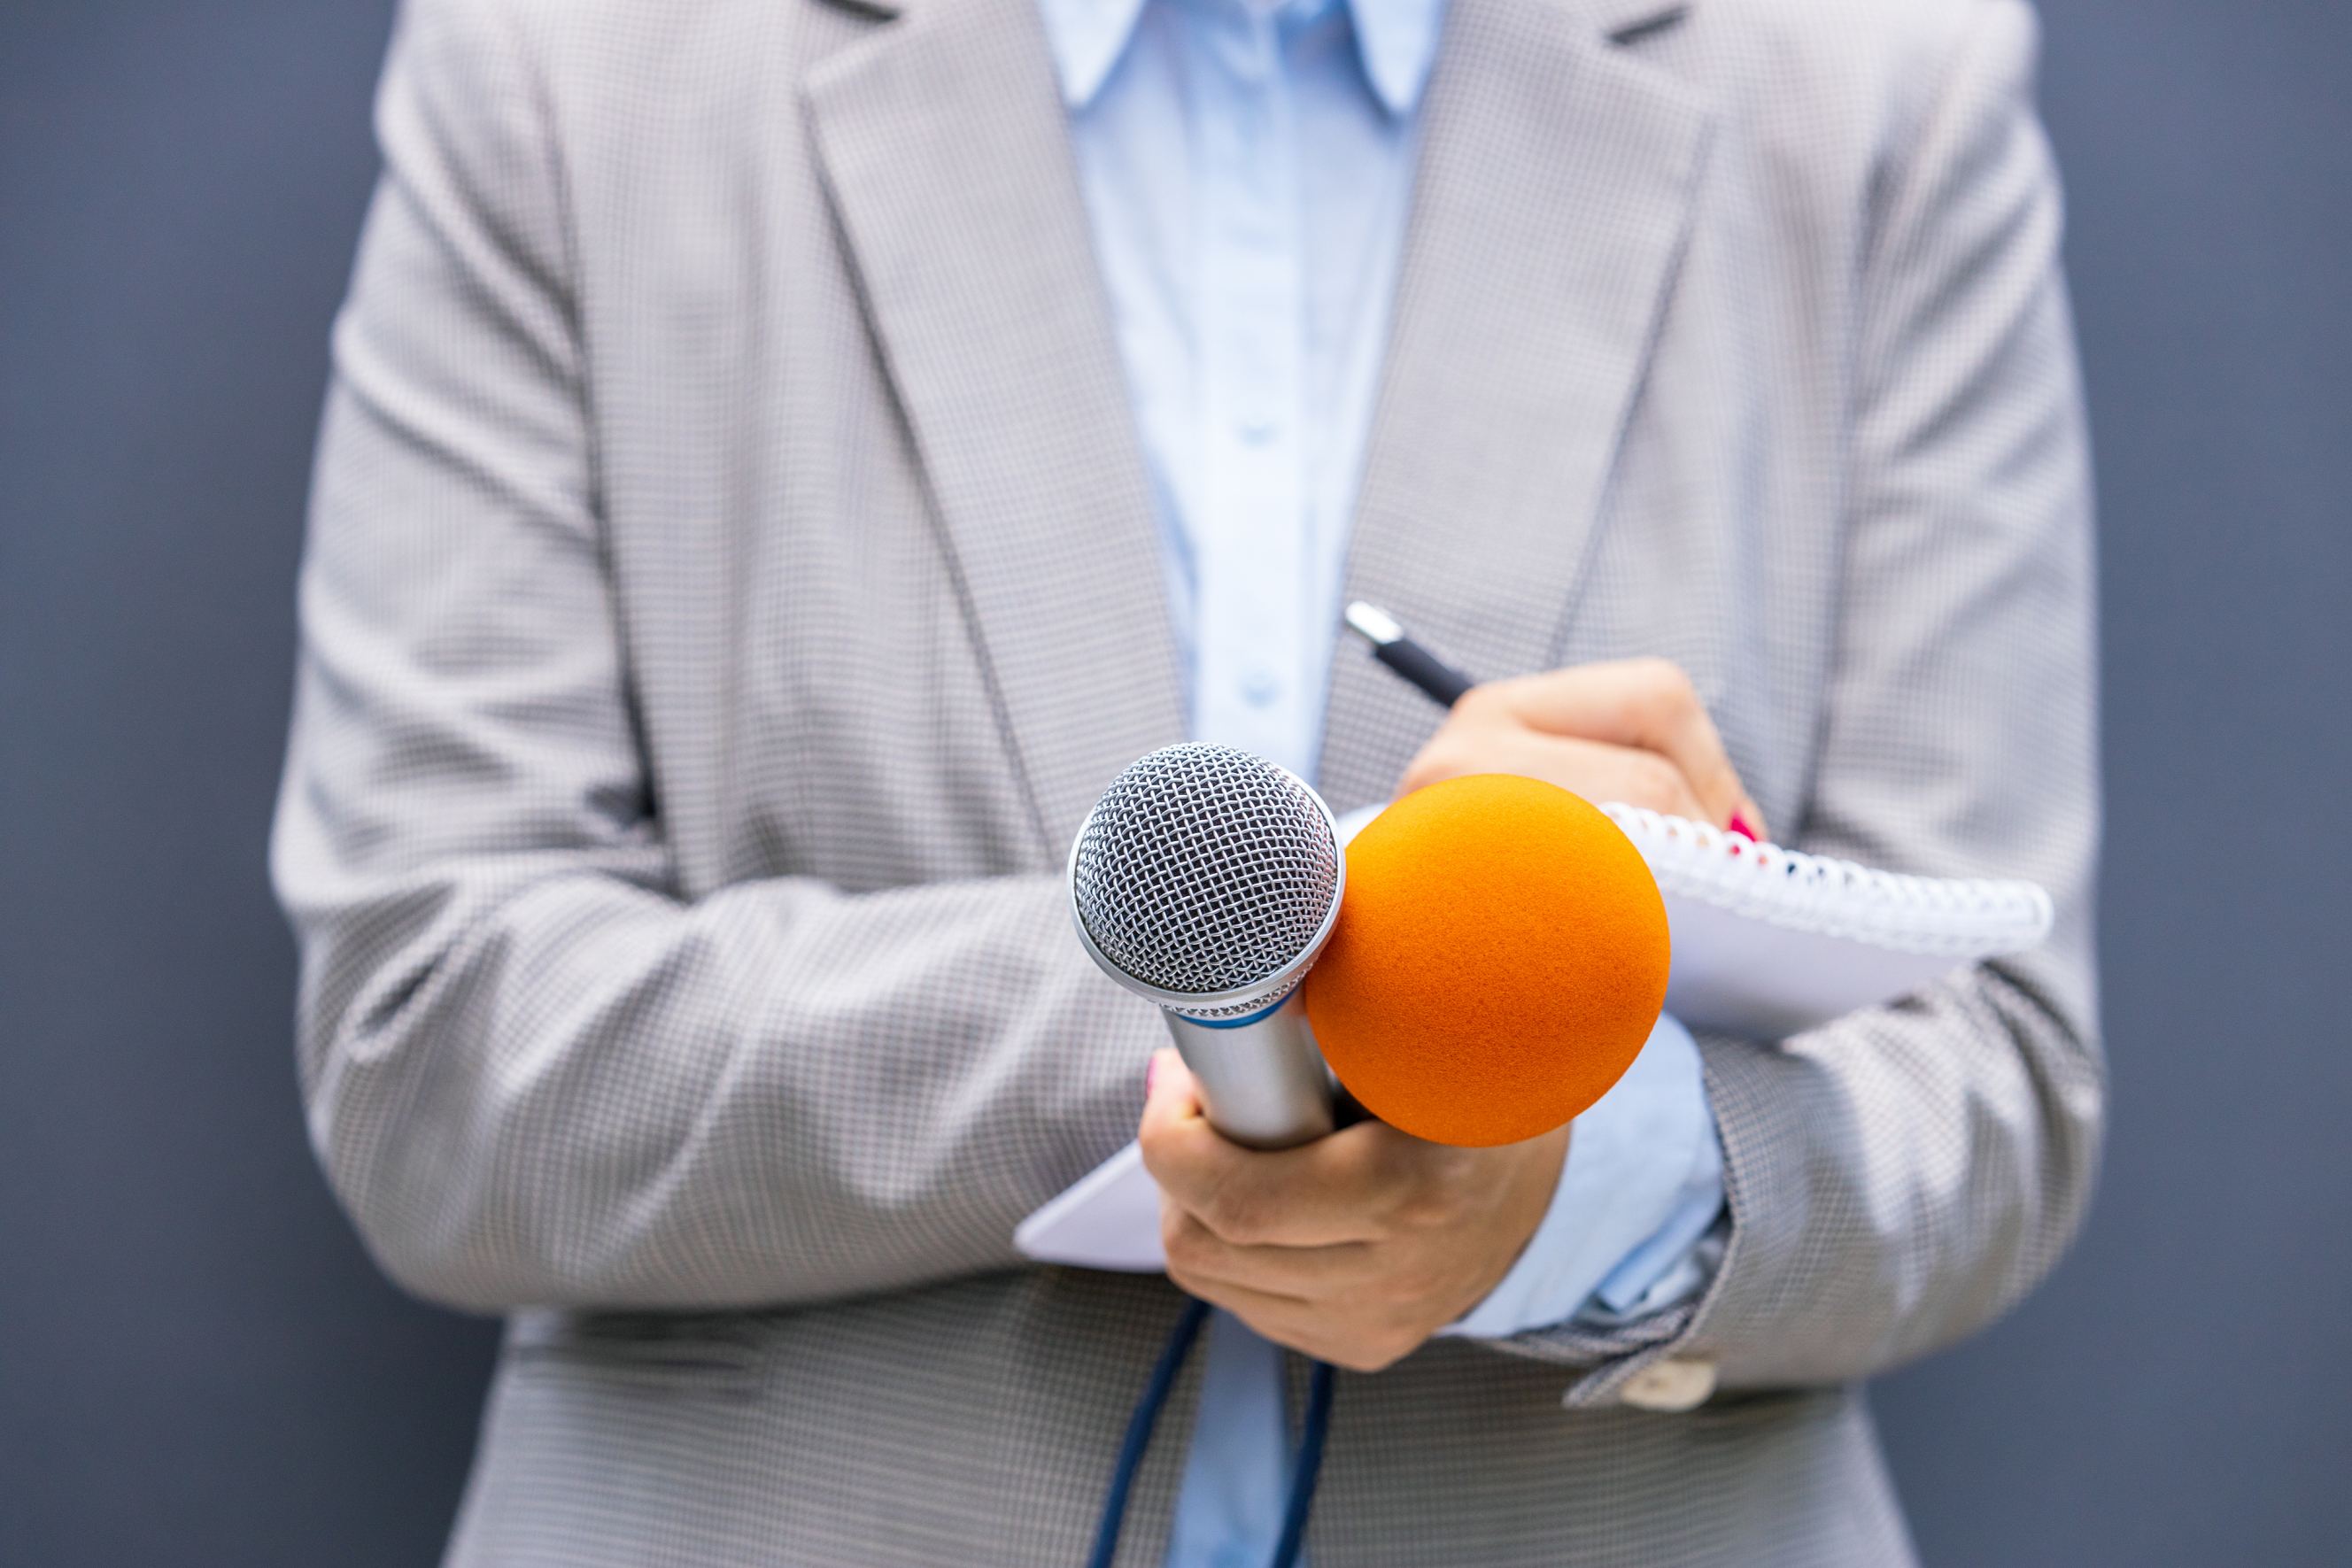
xmin=1398 ymin=657 xmax=1767 ymax=838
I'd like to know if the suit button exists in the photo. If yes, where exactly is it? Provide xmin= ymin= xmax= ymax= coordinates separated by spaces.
xmin=1619 ymin=1356 xmax=1717 ymax=1412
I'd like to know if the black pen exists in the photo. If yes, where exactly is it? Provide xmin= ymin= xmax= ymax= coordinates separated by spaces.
xmin=1342 ymin=600 xmax=1476 ymax=708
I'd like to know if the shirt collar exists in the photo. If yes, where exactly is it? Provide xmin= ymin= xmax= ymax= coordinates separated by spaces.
xmin=1040 ymin=0 xmax=1447 ymax=117
xmin=1348 ymin=0 xmax=1446 ymax=116
xmin=1039 ymin=0 xmax=1150 ymax=107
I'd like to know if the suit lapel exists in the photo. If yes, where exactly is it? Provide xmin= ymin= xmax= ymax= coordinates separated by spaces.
xmin=803 ymin=0 xmax=1185 ymax=855
xmin=800 ymin=0 xmax=1708 ymax=830
xmin=1319 ymin=0 xmax=1712 ymax=812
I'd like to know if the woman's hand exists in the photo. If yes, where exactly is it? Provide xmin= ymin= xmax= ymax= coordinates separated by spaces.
xmin=1398 ymin=658 xmax=1767 ymax=837
xmin=1141 ymin=1049 xmax=1568 ymax=1372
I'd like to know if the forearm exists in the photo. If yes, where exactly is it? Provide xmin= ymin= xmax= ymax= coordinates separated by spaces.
xmin=1693 ymin=955 xmax=2099 ymax=1387
xmin=282 ymin=825 xmax=1157 ymax=1313
xmin=1492 ymin=0 xmax=2104 ymax=1401
xmin=274 ymin=0 xmax=1166 ymax=1315
xmin=1480 ymin=945 xmax=2098 ymax=1403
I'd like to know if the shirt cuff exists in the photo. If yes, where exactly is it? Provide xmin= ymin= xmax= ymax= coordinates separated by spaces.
xmin=1439 ymin=1012 xmax=1723 ymax=1340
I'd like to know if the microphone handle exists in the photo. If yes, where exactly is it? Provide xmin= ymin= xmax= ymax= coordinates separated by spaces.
xmin=1162 ymin=992 xmax=1336 ymax=1150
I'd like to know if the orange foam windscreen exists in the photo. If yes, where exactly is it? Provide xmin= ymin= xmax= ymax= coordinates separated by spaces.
xmin=1302 ymin=774 xmax=1672 ymax=1147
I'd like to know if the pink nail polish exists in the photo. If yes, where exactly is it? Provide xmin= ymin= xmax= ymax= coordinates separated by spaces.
xmin=1728 ymin=813 xmax=1757 ymax=841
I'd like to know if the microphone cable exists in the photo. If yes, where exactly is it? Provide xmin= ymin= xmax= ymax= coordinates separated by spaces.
xmin=1086 ymin=1299 xmax=1335 ymax=1568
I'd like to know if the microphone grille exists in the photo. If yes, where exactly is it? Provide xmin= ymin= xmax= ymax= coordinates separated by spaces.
xmin=1072 ymin=744 xmax=1341 ymax=996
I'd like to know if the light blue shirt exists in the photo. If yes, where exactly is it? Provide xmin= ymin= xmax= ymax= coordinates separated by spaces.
xmin=1037 ymin=0 xmax=1727 ymax=1559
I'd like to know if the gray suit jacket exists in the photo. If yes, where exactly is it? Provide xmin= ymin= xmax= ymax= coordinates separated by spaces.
xmin=273 ymin=0 xmax=2102 ymax=1560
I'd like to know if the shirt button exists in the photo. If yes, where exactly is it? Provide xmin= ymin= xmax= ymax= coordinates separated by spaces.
xmin=1236 ymin=415 xmax=1279 ymax=445
xmin=1241 ymin=669 xmax=1281 ymax=707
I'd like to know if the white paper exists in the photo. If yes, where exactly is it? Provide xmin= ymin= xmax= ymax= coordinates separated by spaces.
xmin=1656 ymin=889 xmax=1965 ymax=1039
xmin=1013 ymin=1142 xmax=1163 ymax=1271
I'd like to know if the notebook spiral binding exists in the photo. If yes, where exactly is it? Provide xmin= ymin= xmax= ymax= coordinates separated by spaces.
xmin=1600 ymin=804 xmax=2055 ymax=960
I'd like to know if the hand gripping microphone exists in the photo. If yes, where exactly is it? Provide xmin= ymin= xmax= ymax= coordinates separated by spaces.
xmin=1068 ymin=743 xmax=1344 ymax=1150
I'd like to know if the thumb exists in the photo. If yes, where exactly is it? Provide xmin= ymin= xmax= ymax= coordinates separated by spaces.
xmin=1144 ymin=1046 xmax=1200 ymax=1118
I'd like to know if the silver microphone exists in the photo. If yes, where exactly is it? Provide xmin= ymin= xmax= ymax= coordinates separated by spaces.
xmin=1068 ymin=744 xmax=1344 ymax=1150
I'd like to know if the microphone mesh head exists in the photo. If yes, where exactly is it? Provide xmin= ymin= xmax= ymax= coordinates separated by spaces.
xmin=1072 ymin=744 xmax=1340 ymax=996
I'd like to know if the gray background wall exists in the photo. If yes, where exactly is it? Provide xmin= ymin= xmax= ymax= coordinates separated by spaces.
xmin=2 ymin=0 xmax=2344 ymax=1562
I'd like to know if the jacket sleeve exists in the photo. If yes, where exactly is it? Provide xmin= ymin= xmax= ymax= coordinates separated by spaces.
xmin=1500 ymin=0 xmax=2106 ymax=1403
xmin=271 ymin=0 xmax=1157 ymax=1316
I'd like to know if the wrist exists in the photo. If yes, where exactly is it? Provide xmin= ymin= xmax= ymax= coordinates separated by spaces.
xmin=1441 ymin=1013 xmax=1715 ymax=1340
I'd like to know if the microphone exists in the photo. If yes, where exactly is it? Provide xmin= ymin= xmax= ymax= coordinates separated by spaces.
xmin=1304 ymin=772 xmax=1672 ymax=1147
xmin=1069 ymin=744 xmax=1345 ymax=1150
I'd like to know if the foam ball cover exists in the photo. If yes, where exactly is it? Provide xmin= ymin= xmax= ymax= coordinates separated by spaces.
xmin=1303 ymin=774 xmax=1672 ymax=1147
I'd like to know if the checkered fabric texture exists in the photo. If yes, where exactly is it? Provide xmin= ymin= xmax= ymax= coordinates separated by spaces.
xmin=272 ymin=0 xmax=2102 ymax=1560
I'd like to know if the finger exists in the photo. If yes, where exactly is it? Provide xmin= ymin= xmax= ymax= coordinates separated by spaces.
xmin=1161 ymin=1206 xmax=1381 ymax=1297
xmin=1485 ymin=660 xmax=1747 ymax=828
xmin=1407 ymin=727 xmax=1711 ymax=823
xmin=1136 ymin=1047 xmax=1225 ymax=1212
xmin=1176 ymin=1276 xmax=1423 ymax=1374
xmin=1143 ymin=1046 xmax=1197 ymax=1117
xmin=1140 ymin=1088 xmax=1419 ymax=1247
xmin=1169 ymin=1274 xmax=1342 ymax=1353
xmin=1528 ymin=734 xmax=1714 ymax=822
xmin=1138 ymin=1046 xmax=1305 ymax=1230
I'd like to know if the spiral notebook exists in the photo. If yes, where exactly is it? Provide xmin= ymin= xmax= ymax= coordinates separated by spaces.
xmin=1014 ymin=805 xmax=2054 ymax=1271
xmin=1595 ymin=803 xmax=2053 ymax=1039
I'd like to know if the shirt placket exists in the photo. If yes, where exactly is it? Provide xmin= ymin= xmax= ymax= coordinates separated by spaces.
xmin=1189 ymin=0 xmax=1310 ymax=778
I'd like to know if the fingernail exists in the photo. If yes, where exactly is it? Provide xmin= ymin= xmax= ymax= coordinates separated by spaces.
xmin=1146 ymin=1056 xmax=1161 ymax=1098
xmin=1727 ymin=813 xmax=1756 ymax=840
